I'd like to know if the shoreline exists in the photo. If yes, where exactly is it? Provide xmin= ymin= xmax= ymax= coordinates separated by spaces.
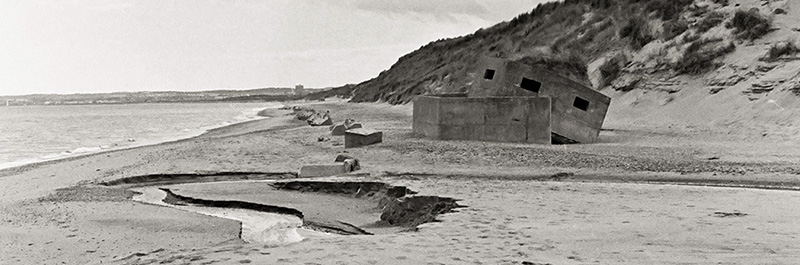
xmin=0 ymin=102 xmax=289 ymax=177
xmin=3 ymin=100 xmax=800 ymax=264
xmin=4 ymin=100 xmax=799 ymax=192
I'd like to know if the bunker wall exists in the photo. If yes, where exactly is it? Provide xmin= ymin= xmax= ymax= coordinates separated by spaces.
xmin=470 ymin=57 xmax=611 ymax=143
xmin=412 ymin=95 xmax=441 ymax=138
xmin=412 ymin=95 xmax=551 ymax=144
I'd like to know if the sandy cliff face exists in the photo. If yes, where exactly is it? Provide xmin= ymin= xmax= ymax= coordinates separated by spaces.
xmin=317 ymin=0 xmax=800 ymax=136
xmin=602 ymin=0 xmax=800 ymax=136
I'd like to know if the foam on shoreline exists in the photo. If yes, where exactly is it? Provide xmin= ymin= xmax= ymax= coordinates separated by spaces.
xmin=0 ymin=102 xmax=285 ymax=171
xmin=131 ymin=186 xmax=329 ymax=245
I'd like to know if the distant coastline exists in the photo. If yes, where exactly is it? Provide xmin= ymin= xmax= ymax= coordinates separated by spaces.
xmin=0 ymin=87 xmax=329 ymax=106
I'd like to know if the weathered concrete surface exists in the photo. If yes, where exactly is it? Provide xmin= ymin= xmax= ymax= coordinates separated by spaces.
xmin=526 ymin=97 xmax=553 ymax=143
xmin=299 ymin=164 xmax=349 ymax=178
xmin=330 ymin=123 xmax=362 ymax=136
xmin=308 ymin=116 xmax=333 ymax=126
xmin=344 ymin=128 xmax=383 ymax=148
xmin=334 ymin=154 xmax=361 ymax=171
xmin=471 ymin=58 xmax=538 ymax=98
xmin=412 ymin=95 xmax=443 ymax=139
xmin=330 ymin=124 xmax=347 ymax=135
xmin=413 ymin=95 xmax=551 ymax=144
xmin=295 ymin=109 xmax=316 ymax=121
xmin=470 ymin=57 xmax=611 ymax=143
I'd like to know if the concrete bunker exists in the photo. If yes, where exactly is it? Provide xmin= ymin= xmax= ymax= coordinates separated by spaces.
xmin=413 ymin=95 xmax=552 ymax=144
xmin=413 ymin=57 xmax=610 ymax=144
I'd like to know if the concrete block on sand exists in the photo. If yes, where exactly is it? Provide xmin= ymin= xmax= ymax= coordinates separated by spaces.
xmin=330 ymin=123 xmax=362 ymax=136
xmin=344 ymin=128 xmax=383 ymax=148
xmin=299 ymin=164 xmax=349 ymax=178
xmin=308 ymin=116 xmax=333 ymax=126
xmin=295 ymin=110 xmax=315 ymax=121
xmin=334 ymin=154 xmax=361 ymax=171
xmin=330 ymin=124 xmax=346 ymax=135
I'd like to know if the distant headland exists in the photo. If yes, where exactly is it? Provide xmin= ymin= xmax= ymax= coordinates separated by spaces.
xmin=1 ymin=86 xmax=330 ymax=106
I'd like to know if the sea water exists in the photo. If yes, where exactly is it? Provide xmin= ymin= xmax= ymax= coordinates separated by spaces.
xmin=0 ymin=102 xmax=282 ymax=170
xmin=131 ymin=186 xmax=326 ymax=245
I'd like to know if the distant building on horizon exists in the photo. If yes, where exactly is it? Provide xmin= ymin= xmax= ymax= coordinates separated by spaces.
xmin=295 ymin=84 xmax=305 ymax=96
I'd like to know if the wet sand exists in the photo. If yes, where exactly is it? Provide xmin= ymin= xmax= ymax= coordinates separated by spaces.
xmin=2 ymin=101 xmax=800 ymax=264
xmin=117 ymin=179 xmax=800 ymax=264
xmin=133 ymin=186 xmax=313 ymax=245
xmin=159 ymin=181 xmax=399 ymax=232
xmin=130 ymin=179 xmax=405 ymax=241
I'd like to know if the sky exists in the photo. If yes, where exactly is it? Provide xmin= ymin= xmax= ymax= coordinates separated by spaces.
xmin=0 ymin=0 xmax=547 ymax=96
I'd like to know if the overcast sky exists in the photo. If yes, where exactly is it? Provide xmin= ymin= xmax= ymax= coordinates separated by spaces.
xmin=0 ymin=0 xmax=547 ymax=95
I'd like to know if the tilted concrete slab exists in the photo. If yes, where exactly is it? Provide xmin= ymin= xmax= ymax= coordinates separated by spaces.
xmin=330 ymin=123 xmax=362 ymax=136
xmin=413 ymin=55 xmax=609 ymax=144
xmin=470 ymin=57 xmax=610 ymax=143
xmin=469 ymin=58 xmax=611 ymax=143
xmin=308 ymin=116 xmax=333 ymax=126
xmin=330 ymin=124 xmax=347 ymax=136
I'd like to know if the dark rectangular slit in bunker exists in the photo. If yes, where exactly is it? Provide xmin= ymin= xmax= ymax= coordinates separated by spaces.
xmin=483 ymin=69 xmax=496 ymax=80
xmin=573 ymin=97 xmax=590 ymax=111
xmin=520 ymin=77 xmax=541 ymax=93
xmin=551 ymin=133 xmax=579 ymax=145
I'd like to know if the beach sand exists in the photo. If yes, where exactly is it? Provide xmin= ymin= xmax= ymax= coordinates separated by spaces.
xmin=2 ymin=101 xmax=800 ymax=264
xmin=153 ymin=181 xmax=399 ymax=233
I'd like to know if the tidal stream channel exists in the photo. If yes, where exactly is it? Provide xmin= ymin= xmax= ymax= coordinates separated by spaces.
xmin=108 ymin=174 xmax=462 ymax=245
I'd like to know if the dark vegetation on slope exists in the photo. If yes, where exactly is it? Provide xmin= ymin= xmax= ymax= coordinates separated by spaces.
xmin=695 ymin=11 xmax=725 ymax=33
xmin=729 ymin=9 xmax=772 ymax=41
xmin=673 ymin=38 xmax=736 ymax=75
xmin=305 ymin=0 xmax=774 ymax=104
xmin=303 ymin=84 xmax=355 ymax=101
xmin=765 ymin=41 xmax=799 ymax=60
xmin=618 ymin=17 xmax=654 ymax=50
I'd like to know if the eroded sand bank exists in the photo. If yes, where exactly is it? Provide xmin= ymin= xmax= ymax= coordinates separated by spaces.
xmin=117 ymin=179 xmax=800 ymax=264
xmin=131 ymin=185 xmax=311 ymax=245
xmin=2 ymin=101 xmax=800 ymax=264
xmin=126 ymin=178 xmax=427 ymax=244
